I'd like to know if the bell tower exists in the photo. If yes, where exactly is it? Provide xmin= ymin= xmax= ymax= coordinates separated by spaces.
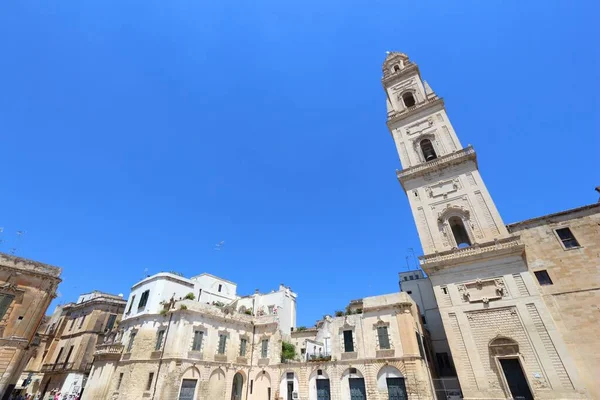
xmin=383 ymin=52 xmax=587 ymax=399
xmin=382 ymin=52 xmax=509 ymax=256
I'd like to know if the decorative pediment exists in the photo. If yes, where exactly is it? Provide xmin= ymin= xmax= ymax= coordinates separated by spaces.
xmin=437 ymin=204 xmax=470 ymax=222
xmin=372 ymin=318 xmax=390 ymax=330
xmin=489 ymin=335 xmax=519 ymax=356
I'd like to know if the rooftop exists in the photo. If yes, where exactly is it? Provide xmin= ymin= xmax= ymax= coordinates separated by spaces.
xmin=0 ymin=252 xmax=62 ymax=280
xmin=507 ymin=202 xmax=600 ymax=230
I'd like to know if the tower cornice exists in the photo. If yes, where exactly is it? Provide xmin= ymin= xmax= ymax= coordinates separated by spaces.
xmin=396 ymin=146 xmax=477 ymax=191
xmin=386 ymin=97 xmax=444 ymax=127
xmin=419 ymin=236 xmax=525 ymax=273
xmin=382 ymin=62 xmax=420 ymax=86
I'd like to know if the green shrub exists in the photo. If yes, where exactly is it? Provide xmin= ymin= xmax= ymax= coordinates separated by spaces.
xmin=179 ymin=304 xmax=188 ymax=310
xmin=281 ymin=342 xmax=296 ymax=361
xmin=334 ymin=310 xmax=344 ymax=317
xmin=296 ymin=326 xmax=307 ymax=331
xmin=184 ymin=293 xmax=195 ymax=300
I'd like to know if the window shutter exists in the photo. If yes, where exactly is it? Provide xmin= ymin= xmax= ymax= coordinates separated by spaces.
xmin=378 ymin=326 xmax=390 ymax=349
xmin=0 ymin=294 xmax=15 ymax=320
xmin=192 ymin=331 xmax=203 ymax=351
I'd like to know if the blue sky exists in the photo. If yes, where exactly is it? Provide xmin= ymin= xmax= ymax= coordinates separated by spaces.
xmin=1 ymin=1 xmax=598 ymax=327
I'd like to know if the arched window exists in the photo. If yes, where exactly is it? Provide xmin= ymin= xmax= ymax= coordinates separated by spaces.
xmin=393 ymin=65 xmax=400 ymax=72
xmin=402 ymin=92 xmax=416 ymax=107
xmin=420 ymin=139 xmax=437 ymax=161
xmin=449 ymin=217 xmax=471 ymax=248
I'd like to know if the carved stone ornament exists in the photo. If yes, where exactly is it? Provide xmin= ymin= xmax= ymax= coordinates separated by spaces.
xmin=459 ymin=278 xmax=506 ymax=304
xmin=405 ymin=117 xmax=434 ymax=135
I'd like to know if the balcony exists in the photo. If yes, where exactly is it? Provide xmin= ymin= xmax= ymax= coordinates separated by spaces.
xmin=94 ymin=343 xmax=124 ymax=361
xmin=40 ymin=362 xmax=92 ymax=373
xmin=308 ymin=353 xmax=332 ymax=362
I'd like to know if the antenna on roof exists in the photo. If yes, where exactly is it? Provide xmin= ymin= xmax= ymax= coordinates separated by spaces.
xmin=408 ymin=248 xmax=418 ymax=270
xmin=10 ymin=230 xmax=26 ymax=255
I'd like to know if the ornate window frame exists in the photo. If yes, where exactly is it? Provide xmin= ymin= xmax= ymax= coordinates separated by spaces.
xmin=372 ymin=319 xmax=393 ymax=350
xmin=437 ymin=205 xmax=476 ymax=248
xmin=412 ymin=133 xmax=443 ymax=163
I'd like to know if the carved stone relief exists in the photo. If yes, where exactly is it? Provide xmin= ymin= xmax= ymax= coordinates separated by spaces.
xmin=457 ymin=278 xmax=507 ymax=304
xmin=426 ymin=178 xmax=460 ymax=199
xmin=405 ymin=117 xmax=434 ymax=136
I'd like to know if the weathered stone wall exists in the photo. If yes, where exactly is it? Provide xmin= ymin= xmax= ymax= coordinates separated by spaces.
xmin=508 ymin=204 xmax=600 ymax=400
xmin=0 ymin=253 xmax=61 ymax=397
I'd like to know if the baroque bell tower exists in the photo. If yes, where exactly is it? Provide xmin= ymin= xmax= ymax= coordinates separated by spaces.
xmin=382 ymin=52 xmax=509 ymax=255
xmin=383 ymin=52 xmax=587 ymax=400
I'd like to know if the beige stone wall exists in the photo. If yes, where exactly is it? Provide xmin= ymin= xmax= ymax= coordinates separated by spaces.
xmin=0 ymin=253 xmax=61 ymax=397
xmin=508 ymin=205 xmax=600 ymax=400
xmin=83 ymin=295 xmax=434 ymax=400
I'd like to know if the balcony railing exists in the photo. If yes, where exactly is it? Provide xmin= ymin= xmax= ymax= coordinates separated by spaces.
xmin=307 ymin=352 xmax=332 ymax=362
xmin=40 ymin=362 xmax=92 ymax=373
xmin=94 ymin=343 xmax=124 ymax=358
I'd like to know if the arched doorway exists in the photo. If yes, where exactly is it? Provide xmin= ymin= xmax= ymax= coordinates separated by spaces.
xmin=231 ymin=372 xmax=244 ymax=400
xmin=279 ymin=371 xmax=299 ymax=400
xmin=489 ymin=337 xmax=533 ymax=400
xmin=309 ymin=369 xmax=330 ymax=400
xmin=341 ymin=368 xmax=366 ymax=400
xmin=377 ymin=366 xmax=407 ymax=400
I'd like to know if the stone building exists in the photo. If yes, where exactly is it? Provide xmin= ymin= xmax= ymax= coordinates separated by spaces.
xmin=20 ymin=291 xmax=127 ymax=399
xmin=82 ymin=270 xmax=434 ymax=400
xmin=507 ymin=203 xmax=600 ymax=400
xmin=383 ymin=51 xmax=593 ymax=399
xmin=0 ymin=252 xmax=61 ymax=399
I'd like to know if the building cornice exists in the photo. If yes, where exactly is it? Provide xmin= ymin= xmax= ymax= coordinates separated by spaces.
xmin=386 ymin=97 xmax=444 ymax=127
xmin=0 ymin=252 xmax=62 ymax=281
xmin=420 ymin=236 xmax=524 ymax=273
xmin=506 ymin=202 xmax=600 ymax=230
xmin=382 ymin=63 xmax=420 ymax=86
xmin=397 ymin=146 xmax=477 ymax=190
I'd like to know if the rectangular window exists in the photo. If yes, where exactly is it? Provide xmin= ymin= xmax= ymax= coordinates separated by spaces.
xmin=146 ymin=372 xmax=154 ymax=391
xmin=192 ymin=331 xmax=203 ymax=351
xmin=127 ymin=295 xmax=136 ymax=313
xmin=421 ymin=314 xmax=427 ymax=325
xmin=441 ymin=287 xmax=448 ymax=295
xmin=261 ymin=339 xmax=268 ymax=358
xmin=534 ymin=270 xmax=553 ymax=286
xmin=179 ymin=379 xmax=197 ymax=400
xmin=155 ymin=330 xmax=165 ymax=351
xmin=343 ymin=330 xmax=354 ymax=352
xmin=415 ymin=332 xmax=425 ymax=359
xmin=55 ymin=347 xmax=64 ymax=364
xmin=0 ymin=294 xmax=15 ymax=320
xmin=556 ymin=227 xmax=580 ymax=249
xmin=63 ymin=345 xmax=74 ymax=366
xmin=117 ymin=373 xmax=124 ymax=390
xmin=138 ymin=290 xmax=150 ymax=309
xmin=69 ymin=318 xmax=76 ymax=331
xmin=267 ymin=305 xmax=274 ymax=314
xmin=127 ymin=332 xmax=136 ymax=353
xmin=79 ymin=314 xmax=87 ymax=329
xmin=240 ymin=338 xmax=247 ymax=356
xmin=127 ymin=294 xmax=135 ymax=314
xmin=218 ymin=334 xmax=227 ymax=354
xmin=377 ymin=326 xmax=390 ymax=349
xmin=105 ymin=314 xmax=117 ymax=331
xmin=250 ymin=380 xmax=253 ymax=394
xmin=218 ymin=284 xmax=222 ymax=292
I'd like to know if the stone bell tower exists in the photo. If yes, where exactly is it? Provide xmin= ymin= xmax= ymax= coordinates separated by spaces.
xmin=383 ymin=52 xmax=588 ymax=400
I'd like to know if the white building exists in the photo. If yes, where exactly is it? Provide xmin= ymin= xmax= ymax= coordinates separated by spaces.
xmin=398 ymin=270 xmax=454 ymax=377
xmin=122 ymin=272 xmax=297 ymax=334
